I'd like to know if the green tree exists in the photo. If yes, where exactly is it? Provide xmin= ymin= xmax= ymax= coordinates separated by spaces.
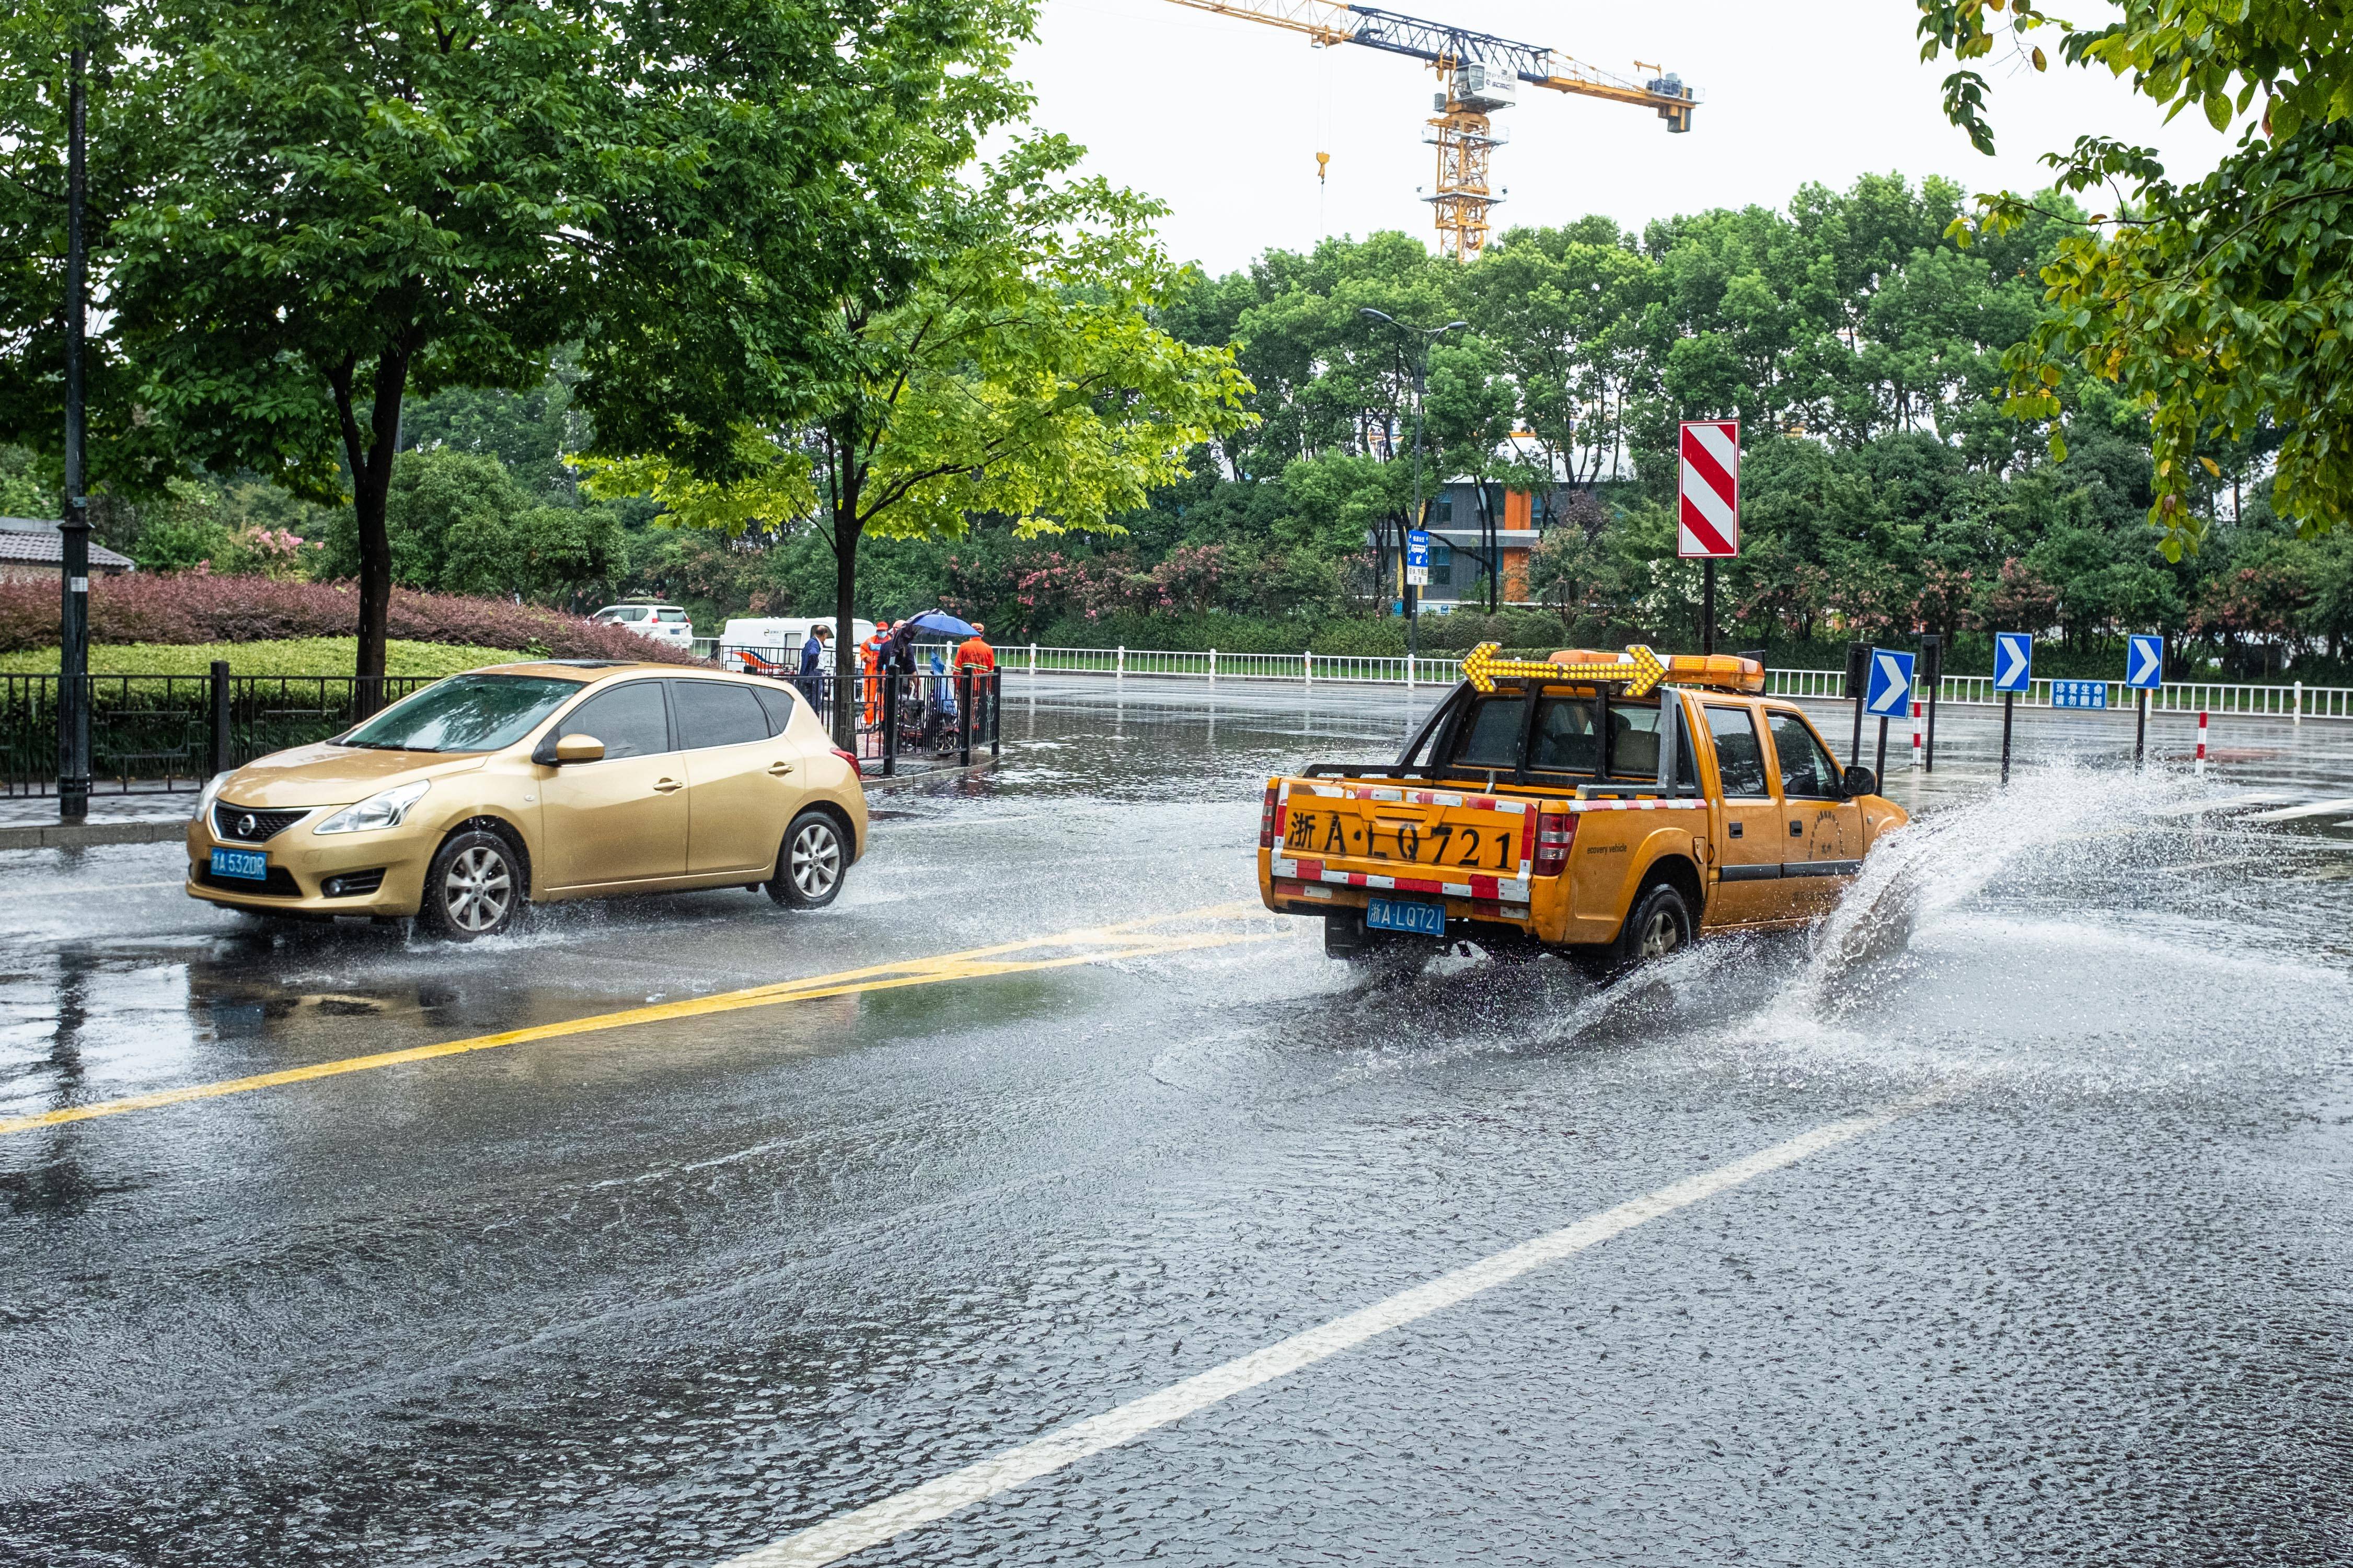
xmin=0 ymin=0 xmax=1035 ymax=693
xmin=1920 ymin=0 xmax=2353 ymax=551
xmin=587 ymin=136 xmax=1251 ymax=741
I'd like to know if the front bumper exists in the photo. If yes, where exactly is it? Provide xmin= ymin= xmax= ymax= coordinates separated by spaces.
xmin=184 ymin=812 xmax=433 ymax=917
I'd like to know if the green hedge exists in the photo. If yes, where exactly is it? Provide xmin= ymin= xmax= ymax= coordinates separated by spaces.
xmin=0 ymin=637 xmax=525 ymax=679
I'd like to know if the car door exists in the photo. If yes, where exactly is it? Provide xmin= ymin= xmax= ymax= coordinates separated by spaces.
xmin=1766 ymin=708 xmax=1863 ymax=914
xmin=1701 ymin=702 xmax=1789 ymax=925
xmin=676 ymin=680 xmax=804 ymax=876
xmin=538 ymin=680 xmax=688 ymax=890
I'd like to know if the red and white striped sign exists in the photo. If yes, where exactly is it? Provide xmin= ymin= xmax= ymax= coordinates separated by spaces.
xmin=1677 ymin=419 xmax=1740 ymax=559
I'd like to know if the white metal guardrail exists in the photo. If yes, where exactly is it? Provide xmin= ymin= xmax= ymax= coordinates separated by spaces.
xmin=996 ymin=644 xmax=2353 ymax=720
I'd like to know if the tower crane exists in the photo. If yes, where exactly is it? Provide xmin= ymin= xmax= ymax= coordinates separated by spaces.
xmin=1162 ymin=1 xmax=1698 ymax=259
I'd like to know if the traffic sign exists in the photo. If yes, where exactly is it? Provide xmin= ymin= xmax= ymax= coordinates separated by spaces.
xmin=2127 ymin=633 xmax=2164 ymax=689
xmin=1993 ymin=633 xmax=2033 ymax=693
xmin=1677 ymin=420 xmax=1740 ymax=559
xmin=1405 ymin=528 xmax=1431 ymax=587
xmin=1863 ymin=648 xmax=1914 ymax=717
xmin=2051 ymin=680 xmax=2108 ymax=710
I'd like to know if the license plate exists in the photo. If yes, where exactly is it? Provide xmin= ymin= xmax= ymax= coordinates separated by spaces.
xmin=210 ymin=847 xmax=268 ymax=881
xmin=1282 ymin=808 xmax=1520 ymax=872
xmin=1366 ymin=896 xmax=1447 ymax=937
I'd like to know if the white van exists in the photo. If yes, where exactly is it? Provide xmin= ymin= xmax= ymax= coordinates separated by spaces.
xmin=717 ymin=616 xmax=877 ymax=674
xmin=590 ymin=602 xmax=695 ymax=648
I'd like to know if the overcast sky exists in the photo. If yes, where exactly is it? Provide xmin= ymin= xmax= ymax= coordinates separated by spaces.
xmin=1012 ymin=0 xmax=2240 ymax=276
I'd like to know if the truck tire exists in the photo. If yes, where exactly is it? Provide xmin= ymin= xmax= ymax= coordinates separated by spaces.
xmin=1611 ymin=879 xmax=1692 ymax=969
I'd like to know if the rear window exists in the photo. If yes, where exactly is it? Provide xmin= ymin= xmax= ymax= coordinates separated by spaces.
xmin=1446 ymin=692 xmax=1698 ymax=787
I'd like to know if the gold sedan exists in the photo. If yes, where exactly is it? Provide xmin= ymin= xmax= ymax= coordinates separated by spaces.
xmin=186 ymin=661 xmax=868 ymax=938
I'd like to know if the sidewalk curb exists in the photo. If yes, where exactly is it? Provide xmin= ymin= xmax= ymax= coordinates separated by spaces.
xmin=862 ymin=757 xmax=999 ymax=794
xmin=0 ymin=819 xmax=188 ymax=851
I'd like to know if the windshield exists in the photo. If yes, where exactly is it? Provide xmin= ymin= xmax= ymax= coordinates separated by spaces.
xmin=339 ymin=674 xmax=582 ymax=753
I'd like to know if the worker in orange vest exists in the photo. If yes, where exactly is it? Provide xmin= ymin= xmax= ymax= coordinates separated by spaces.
xmin=859 ymin=622 xmax=891 ymax=726
xmin=953 ymin=622 xmax=995 ymax=679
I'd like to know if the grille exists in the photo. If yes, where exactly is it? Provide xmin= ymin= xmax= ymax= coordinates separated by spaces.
xmin=199 ymin=864 xmax=304 ymax=897
xmin=320 ymin=868 xmax=386 ymax=898
xmin=213 ymin=804 xmax=310 ymax=843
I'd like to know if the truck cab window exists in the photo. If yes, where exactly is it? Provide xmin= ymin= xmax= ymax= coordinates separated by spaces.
xmin=1609 ymin=702 xmax=1700 ymax=789
xmin=1704 ymin=705 xmax=1771 ymax=797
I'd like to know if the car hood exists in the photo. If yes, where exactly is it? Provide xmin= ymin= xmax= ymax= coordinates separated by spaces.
xmin=216 ymin=744 xmax=490 ymax=808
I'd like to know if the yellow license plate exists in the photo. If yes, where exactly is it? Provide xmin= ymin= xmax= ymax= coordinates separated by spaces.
xmin=1280 ymin=807 xmax=1521 ymax=873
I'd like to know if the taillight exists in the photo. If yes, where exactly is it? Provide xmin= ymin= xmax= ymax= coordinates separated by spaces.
xmin=1533 ymin=809 xmax=1575 ymax=875
xmin=1259 ymin=782 xmax=1283 ymax=850
xmin=832 ymin=747 xmax=859 ymax=769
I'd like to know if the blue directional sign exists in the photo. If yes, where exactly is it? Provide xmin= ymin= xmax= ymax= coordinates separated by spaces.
xmin=2126 ymin=633 xmax=2164 ymax=690
xmin=1863 ymin=648 xmax=1915 ymax=717
xmin=1405 ymin=529 xmax=1430 ymax=568
xmin=1993 ymin=632 xmax=2034 ymax=693
xmin=2051 ymin=679 xmax=2108 ymax=710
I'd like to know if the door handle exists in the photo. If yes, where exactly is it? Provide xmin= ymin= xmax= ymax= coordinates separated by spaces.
xmin=1728 ymin=821 xmax=1744 ymax=839
xmin=1789 ymin=820 xmax=1804 ymax=837
xmin=767 ymin=761 xmax=795 ymax=776
xmin=652 ymin=777 xmax=682 ymax=794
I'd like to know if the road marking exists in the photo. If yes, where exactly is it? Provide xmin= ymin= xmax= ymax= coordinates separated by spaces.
xmin=0 ymin=904 xmax=1279 ymax=1137
xmin=2243 ymin=796 xmax=2353 ymax=823
xmin=5 ymin=879 xmax=186 ymax=898
xmin=716 ymin=1091 xmax=1947 ymax=1568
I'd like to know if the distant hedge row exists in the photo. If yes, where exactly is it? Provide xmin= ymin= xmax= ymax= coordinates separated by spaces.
xmin=0 ymin=574 xmax=700 ymax=664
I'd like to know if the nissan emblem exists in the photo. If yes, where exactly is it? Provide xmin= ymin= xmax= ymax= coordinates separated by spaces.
xmin=238 ymin=813 xmax=257 ymax=838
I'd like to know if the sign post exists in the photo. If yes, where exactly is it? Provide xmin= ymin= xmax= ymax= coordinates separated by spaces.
xmin=2126 ymin=633 xmax=2164 ymax=767
xmin=1677 ymin=420 xmax=1740 ymax=656
xmin=1918 ymin=633 xmax=1943 ymax=772
xmin=1863 ymin=648 xmax=1914 ymax=783
xmin=1843 ymin=642 xmax=1868 ymax=771
xmin=1992 ymin=632 xmax=2033 ymax=785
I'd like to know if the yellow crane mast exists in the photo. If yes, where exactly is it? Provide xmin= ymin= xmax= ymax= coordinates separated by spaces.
xmin=1163 ymin=0 xmax=1698 ymax=258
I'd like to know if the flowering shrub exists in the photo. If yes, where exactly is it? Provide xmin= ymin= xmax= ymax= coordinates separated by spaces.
xmin=0 ymin=573 xmax=703 ymax=663
xmin=209 ymin=525 xmax=321 ymax=581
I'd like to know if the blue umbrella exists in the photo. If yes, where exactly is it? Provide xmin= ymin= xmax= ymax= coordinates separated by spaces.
xmin=896 ymin=609 xmax=979 ymax=638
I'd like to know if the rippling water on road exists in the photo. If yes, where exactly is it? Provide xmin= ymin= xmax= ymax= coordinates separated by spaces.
xmin=2 ymin=679 xmax=2348 ymax=1565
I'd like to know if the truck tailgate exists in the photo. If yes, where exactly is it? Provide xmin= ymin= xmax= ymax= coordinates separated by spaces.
xmin=1270 ymin=779 xmax=1536 ymax=903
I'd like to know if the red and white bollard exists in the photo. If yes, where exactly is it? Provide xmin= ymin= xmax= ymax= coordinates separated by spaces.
xmin=1910 ymin=698 xmax=1923 ymax=769
xmin=2196 ymin=710 xmax=2208 ymax=777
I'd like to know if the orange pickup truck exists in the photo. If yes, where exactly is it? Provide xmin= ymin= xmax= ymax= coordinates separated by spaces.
xmin=1256 ymin=644 xmax=1908 ymax=967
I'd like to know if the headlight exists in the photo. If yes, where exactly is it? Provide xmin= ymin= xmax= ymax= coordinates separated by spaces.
xmin=314 ymin=780 xmax=431 ymax=834
xmin=194 ymin=772 xmax=230 ymax=822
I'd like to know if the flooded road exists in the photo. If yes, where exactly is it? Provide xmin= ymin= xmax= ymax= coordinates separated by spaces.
xmin=3 ymin=680 xmax=2349 ymax=1565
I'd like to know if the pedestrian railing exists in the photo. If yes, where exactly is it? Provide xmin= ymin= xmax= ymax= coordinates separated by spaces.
xmin=2 ymin=670 xmax=438 ymax=797
xmin=993 ymin=644 xmax=2353 ymax=720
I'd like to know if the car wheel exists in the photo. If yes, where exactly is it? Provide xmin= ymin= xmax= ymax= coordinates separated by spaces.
xmin=768 ymin=810 xmax=846 ymax=909
xmin=1612 ymin=880 xmax=1692 ymax=968
xmin=419 ymin=829 xmax=523 ymax=940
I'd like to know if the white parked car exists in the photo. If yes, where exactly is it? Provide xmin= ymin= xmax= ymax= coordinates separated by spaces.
xmin=717 ymin=617 xmax=876 ymax=675
xmin=591 ymin=603 xmax=695 ymax=648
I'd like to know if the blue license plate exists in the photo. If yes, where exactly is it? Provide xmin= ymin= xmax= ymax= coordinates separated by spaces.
xmin=210 ymin=847 xmax=268 ymax=881
xmin=1366 ymin=896 xmax=1446 ymax=937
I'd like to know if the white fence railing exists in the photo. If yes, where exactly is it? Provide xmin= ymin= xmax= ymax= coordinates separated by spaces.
xmin=998 ymin=644 xmax=2353 ymax=720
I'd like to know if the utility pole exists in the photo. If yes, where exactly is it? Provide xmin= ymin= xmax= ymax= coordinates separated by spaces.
xmin=57 ymin=39 xmax=91 ymax=821
xmin=1359 ymin=308 xmax=1467 ymax=676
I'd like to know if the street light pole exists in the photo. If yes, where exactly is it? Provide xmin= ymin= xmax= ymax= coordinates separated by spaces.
xmin=1359 ymin=308 xmax=1467 ymax=680
xmin=57 ymin=41 xmax=91 ymax=821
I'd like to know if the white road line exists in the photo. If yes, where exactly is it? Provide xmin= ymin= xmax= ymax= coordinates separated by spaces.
xmin=6 ymin=879 xmax=185 ymax=898
xmin=716 ymin=1092 xmax=1943 ymax=1568
xmin=2243 ymin=797 xmax=2353 ymax=823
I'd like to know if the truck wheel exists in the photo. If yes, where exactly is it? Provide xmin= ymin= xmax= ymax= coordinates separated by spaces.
xmin=1613 ymin=880 xmax=1692 ymax=968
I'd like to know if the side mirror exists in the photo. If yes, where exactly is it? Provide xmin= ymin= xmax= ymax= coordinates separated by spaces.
xmin=537 ymin=732 xmax=604 ymax=766
xmin=1841 ymin=763 xmax=1877 ymax=798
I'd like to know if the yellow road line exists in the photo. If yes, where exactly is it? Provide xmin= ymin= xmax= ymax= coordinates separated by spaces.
xmin=0 ymin=905 xmax=1283 ymax=1137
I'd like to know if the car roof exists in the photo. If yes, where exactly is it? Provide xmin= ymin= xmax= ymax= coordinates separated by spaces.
xmin=475 ymin=660 xmax=772 ymax=687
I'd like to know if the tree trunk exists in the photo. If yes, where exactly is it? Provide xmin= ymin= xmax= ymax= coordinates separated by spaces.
xmin=829 ymin=450 xmax=864 ymax=751
xmin=329 ymin=343 xmax=411 ymax=715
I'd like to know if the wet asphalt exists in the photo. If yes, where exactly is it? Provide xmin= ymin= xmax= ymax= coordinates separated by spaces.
xmin=2 ymin=678 xmax=2350 ymax=1566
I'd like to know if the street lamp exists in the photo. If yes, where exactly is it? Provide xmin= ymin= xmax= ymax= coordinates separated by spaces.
xmin=57 ymin=37 xmax=91 ymax=821
xmin=1358 ymin=308 xmax=1468 ymax=675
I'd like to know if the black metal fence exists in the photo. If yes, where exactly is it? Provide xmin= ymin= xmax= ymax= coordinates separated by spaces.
xmin=2 ymin=661 xmax=1000 ymax=797
xmin=2 ymin=669 xmax=432 ymax=797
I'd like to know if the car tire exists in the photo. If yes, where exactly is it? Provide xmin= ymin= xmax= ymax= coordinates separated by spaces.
xmin=768 ymin=810 xmax=847 ymax=909
xmin=1611 ymin=879 xmax=1693 ymax=969
xmin=418 ymin=829 xmax=524 ymax=941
